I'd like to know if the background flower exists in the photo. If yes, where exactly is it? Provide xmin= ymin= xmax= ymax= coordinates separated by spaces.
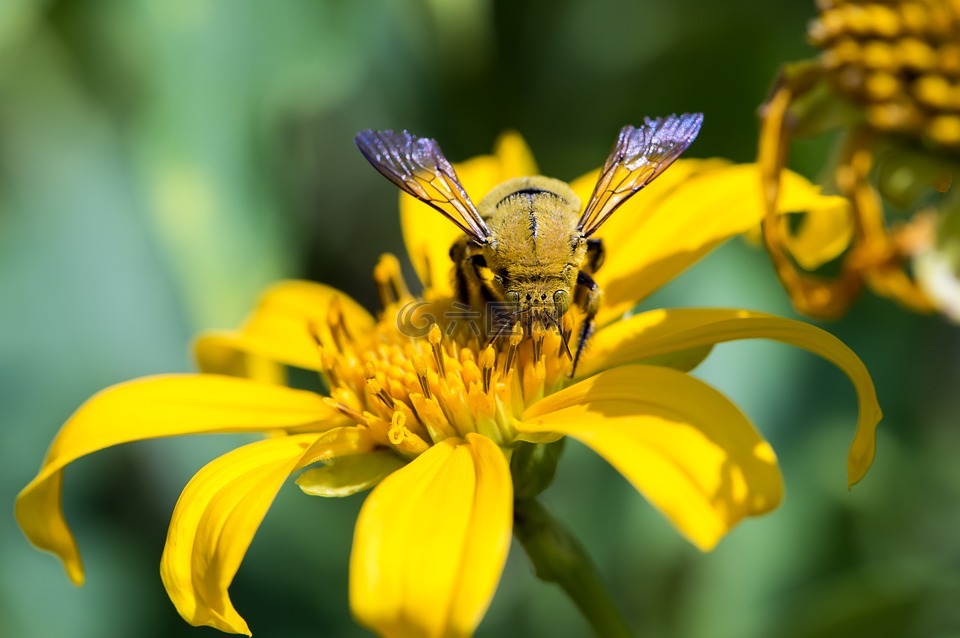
xmin=3 ymin=1 xmax=959 ymax=637
xmin=758 ymin=0 xmax=960 ymax=319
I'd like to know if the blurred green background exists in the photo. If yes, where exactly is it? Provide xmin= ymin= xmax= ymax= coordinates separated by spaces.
xmin=3 ymin=0 xmax=959 ymax=636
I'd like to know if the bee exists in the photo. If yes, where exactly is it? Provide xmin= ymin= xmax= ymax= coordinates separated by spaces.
xmin=355 ymin=113 xmax=703 ymax=373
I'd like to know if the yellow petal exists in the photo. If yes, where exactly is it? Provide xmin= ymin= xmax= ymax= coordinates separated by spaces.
xmin=778 ymin=191 xmax=853 ymax=270
xmin=493 ymin=130 xmax=538 ymax=179
xmin=579 ymin=308 xmax=880 ymax=485
xmin=758 ymin=81 xmax=865 ymax=318
xmin=350 ymin=433 xmax=512 ymax=637
xmin=297 ymin=449 xmax=406 ymax=497
xmin=195 ymin=335 xmax=291 ymax=383
xmin=569 ymin=158 xmax=730 ymax=261
xmin=577 ymin=309 xmax=733 ymax=380
xmin=746 ymin=167 xmax=853 ymax=269
xmin=15 ymin=374 xmax=342 ymax=586
xmin=195 ymin=280 xmax=375 ymax=374
xmin=584 ymin=163 xmax=846 ymax=325
xmin=401 ymin=132 xmax=537 ymax=296
xmin=161 ymin=428 xmax=374 ymax=635
xmin=518 ymin=365 xmax=783 ymax=551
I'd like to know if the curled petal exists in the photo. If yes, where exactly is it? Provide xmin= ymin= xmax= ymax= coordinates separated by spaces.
xmin=15 ymin=374 xmax=342 ymax=586
xmin=401 ymin=132 xmax=537 ymax=296
xmin=774 ymin=195 xmax=852 ymax=270
xmin=758 ymin=81 xmax=863 ymax=319
xmin=161 ymin=428 xmax=374 ymax=635
xmin=350 ymin=433 xmax=512 ymax=637
xmin=579 ymin=308 xmax=881 ymax=485
xmin=574 ymin=162 xmax=849 ymax=326
xmin=195 ymin=280 xmax=375 ymax=374
xmin=518 ymin=366 xmax=783 ymax=551
xmin=195 ymin=335 xmax=291 ymax=383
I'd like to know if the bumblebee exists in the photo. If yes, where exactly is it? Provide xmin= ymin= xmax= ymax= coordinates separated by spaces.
xmin=356 ymin=114 xmax=703 ymax=372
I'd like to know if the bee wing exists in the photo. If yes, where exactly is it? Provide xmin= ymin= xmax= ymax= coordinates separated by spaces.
xmin=577 ymin=113 xmax=703 ymax=237
xmin=355 ymin=129 xmax=490 ymax=243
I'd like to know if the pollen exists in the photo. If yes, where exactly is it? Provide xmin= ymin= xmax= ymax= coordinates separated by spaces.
xmin=365 ymin=375 xmax=394 ymax=409
xmin=310 ymin=254 xmax=573 ymax=459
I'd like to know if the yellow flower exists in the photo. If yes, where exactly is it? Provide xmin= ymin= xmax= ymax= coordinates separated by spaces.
xmin=758 ymin=0 xmax=960 ymax=318
xmin=16 ymin=132 xmax=881 ymax=637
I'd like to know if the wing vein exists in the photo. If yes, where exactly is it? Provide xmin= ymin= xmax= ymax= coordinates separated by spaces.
xmin=355 ymin=130 xmax=490 ymax=243
xmin=578 ymin=113 xmax=703 ymax=237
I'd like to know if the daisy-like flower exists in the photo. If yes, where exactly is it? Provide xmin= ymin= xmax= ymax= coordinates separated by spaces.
xmin=17 ymin=130 xmax=880 ymax=636
xmin=758 ymin=0 xmax=960 ymax=318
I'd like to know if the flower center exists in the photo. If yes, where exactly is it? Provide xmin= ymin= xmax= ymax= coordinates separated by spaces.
xmin=809 ymin=0 xmax=960 ymax=145
xmin=313 ymin=254 xmax=574 ymax=460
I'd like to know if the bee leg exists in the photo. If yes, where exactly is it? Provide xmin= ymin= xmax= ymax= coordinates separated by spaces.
xmin=572 ymin=271 xmax=601 ymax=377
xmin=455 ymin=249 xmax=510 ymax=343
xmin=585 ymin=238 xmax=605 ymax=274
xmin=449 ymin=240 xmax=474 ymax=305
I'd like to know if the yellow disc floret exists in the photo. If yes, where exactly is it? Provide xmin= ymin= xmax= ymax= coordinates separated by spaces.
xmin=315 ymin=254 xmax=573 ymax=461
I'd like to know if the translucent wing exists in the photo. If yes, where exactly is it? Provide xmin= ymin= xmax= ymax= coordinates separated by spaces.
xmin=355 ymin=129 xmax=490 ymax=243
xmin=577 ymin=113 xmax=703 ymax=237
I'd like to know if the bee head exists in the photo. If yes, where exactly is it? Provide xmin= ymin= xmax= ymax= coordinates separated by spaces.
xmin=504 ymin=285 xmax=572 ymax=318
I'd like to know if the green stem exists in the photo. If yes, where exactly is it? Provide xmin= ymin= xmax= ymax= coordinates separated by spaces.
xmin=513 ymin=498 xmax=633 ymax=638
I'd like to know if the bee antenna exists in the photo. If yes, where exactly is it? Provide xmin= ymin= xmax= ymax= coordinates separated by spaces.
xmin=543 ymin=312 xmax=573 ymax=361
xmin=485 ymin=309 xmax=515 ymax=348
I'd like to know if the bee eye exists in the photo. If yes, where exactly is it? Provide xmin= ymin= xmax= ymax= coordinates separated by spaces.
xmin=553 ymin=290 xmax=571 ymax=315
xmin=505 ymin=290 xmax=520 ymax=305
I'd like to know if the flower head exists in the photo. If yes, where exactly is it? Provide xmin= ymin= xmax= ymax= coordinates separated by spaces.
xmin=759 ymin=0 xmax=960 ymax=318
xmin=17 ymin=131 xmax=881 ymax=636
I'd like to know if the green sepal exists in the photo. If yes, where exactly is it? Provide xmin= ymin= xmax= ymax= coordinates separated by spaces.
xmin=510 ymin=438 xmax=565 ymax=500
xmin=296 ymin=450 xmax=405 ymax=497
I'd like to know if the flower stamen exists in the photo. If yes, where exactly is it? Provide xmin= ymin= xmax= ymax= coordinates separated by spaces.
xmin=365 ymin=377 xmax=393 ymax=410
xmin=504 ymin=331 xmax=523 ymax=374
xmin=323 ymin=396 xmax=368 ymax=424
xmin=532 ymin=333 xmax=545 ymax=365
xmin=409 ymin=393 xmax=458 ymax=443
xmin=413 ymin=353 xmax=432 ymax=399
xmin=428 ymin=324 xmax=447 ymax=378
xmin=481 ymin=346 xmax=496 ymax=394
xmin=327 ymin=298 xmax=348 ymax=351
xmin=373 ymin=253 xmax=411 ymax=308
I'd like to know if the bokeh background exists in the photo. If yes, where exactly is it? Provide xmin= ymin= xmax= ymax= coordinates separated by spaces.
xmin=3 ymin=0 xmax=959 ymax=636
